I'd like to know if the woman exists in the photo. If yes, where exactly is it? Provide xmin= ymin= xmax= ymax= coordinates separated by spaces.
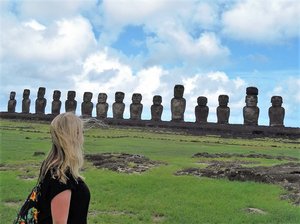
xmin=38 ymin=112 xmax=90 ymax=224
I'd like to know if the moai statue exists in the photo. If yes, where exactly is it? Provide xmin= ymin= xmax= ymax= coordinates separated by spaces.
xmin=171 ymin=85 xmax=186 ymax=122
xmin=35 ymin=87 xmax=47 ymax=114
xmin=217 ymin=95 xmax=230 ymax=124
xmin=113 ymin=91 xmax=125 ymax=119
xmin=7 ymin=91 xmax=17 ymax=113
xmin=51 ymin=90 xmax=61 ymax=115
xmin=243 ymin=87 xmax=259 ymax=125
xmin=151 ymin=95 xmax=163 ymax=121
xmin=96 ymin=93 xmax=109 ymax=119
xmin=22 ymin=89 xmax=31 ymax=113
xmin=195 ymin=96 xmax=209 ymax=123
xmin=269 ymin=96 xmax=285 ymax=127
xmin=65 ymin=91 xmax=77 ymax=113
xmin=81 ymin=92 xmax=93 ymax=117
xmin=130 ymin=93 xmax=143 ymax=120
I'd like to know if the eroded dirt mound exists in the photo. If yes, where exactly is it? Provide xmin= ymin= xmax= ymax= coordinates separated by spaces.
xmin=176 ymin=153 xmax=300 ymax=206
xmin=85 ymin=153 xmax=165 ymax=173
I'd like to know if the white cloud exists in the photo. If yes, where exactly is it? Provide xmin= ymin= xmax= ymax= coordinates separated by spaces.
xmin=146 ymin=31 xmax=230 ymax=67
xmin=23 ymin=19 xmax=46 ymax=31
xmin=192 ymin=2 xmax=219 ymax=29
xmin=1 ymin=16 xmax=97 ymax=62
xmin=18 ymin=0 xmax=97 ymax=21
xmin=100 ymin=0 xmax=229 ymax=68
xmin=233 ymin=77 xmax=246 ymax=89
xmin=222 ymin=0 xmax=300 ymax=43
xmin=102 ymin=0 xmax=168 ymax=26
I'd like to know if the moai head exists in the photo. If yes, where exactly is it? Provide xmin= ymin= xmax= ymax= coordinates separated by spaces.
xmin=132 ymin=93 xmax=142 ymax=104
xmin=23 ymin=89 xmax=30 ymax=99
xmin=67 ymin=91 xmax=76 ymax=100
xmin=83 ymin=92 xmax=93 ymax=102
xmin=197 ymin=96 xmax=207 ymax=106
xmin=271 ymin=96 xmax=283 ymax=107
xmin=174 ymin=85 xmax=184 ymax=99
xmin=218 ymin=95 xmax=229 ymax=107
xmin=37 ymin=87 xmax=46 ymax=99
xmin=10 ymin=91 xmax=16 ymax=100
xmin=153 ymin=95 xmax=162 ymax=105
xmin=53 ymin=90 xmax=61 ymax=101
xmin=246 ymin=86 xmax=258 ymax=95
xmin=98 ymin=93 xmax=107 ymax=103
xmin=245 ymin=87 xmax=258 ymax=107
xmin=115 ymin=92 xmax=125 ymax=103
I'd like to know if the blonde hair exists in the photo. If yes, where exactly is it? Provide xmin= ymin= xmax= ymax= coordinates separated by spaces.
xmin=39 ymin=112 xmax=84 ymax=183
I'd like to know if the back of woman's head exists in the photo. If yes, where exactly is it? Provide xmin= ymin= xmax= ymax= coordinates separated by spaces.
xmin=51 ymin=112 xmax=84 ymax=150
xmin=41 ymin=112 xmax=84 ymax=183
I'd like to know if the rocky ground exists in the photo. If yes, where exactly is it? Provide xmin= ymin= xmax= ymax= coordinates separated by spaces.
xmin=176 ymin=152 xmax=300 ymax=206
xmin=85 ymin=153 xmax=166 ymax=173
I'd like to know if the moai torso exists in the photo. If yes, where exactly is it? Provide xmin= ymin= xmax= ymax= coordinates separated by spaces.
xmin=130 ymin=93 xmax=143 ymax=120
xmin=243 ymin=87 xmax=259 ymax=125
xmin=81 ymin=92 xmax=93 ymax=117
xmin=113 ymin=92 xmax=125 ymax=119
xmin=151 ymin=95 xmax=163 ymax=121
xmin=7 ymin=91 xmax=17 ymax=113
xmin=269 ymin=96 xmax=285 ymax=127
xmin=171 ymin=85 xmax=186 ymax=122
xmin=65 ymin=91 xmax=77 ymax=113
xmin=22 ymin=89 xmax=31 ymax=113
xmin=217 ymin=95 xmax=230 ymax=124
xmin=96 ymin=93 xmax=109 ymax=119
xmin=195 ymin=96 xmax=209 ymax=123
xmin=51 ymin=90 xmax=61 ymax=115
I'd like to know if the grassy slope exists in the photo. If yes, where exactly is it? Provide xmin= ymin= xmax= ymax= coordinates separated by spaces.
xmin=0 ymin=119 xmax=299 ymax=223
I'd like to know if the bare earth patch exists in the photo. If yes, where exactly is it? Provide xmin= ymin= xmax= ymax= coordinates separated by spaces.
xmin=152 ymin=213 xmax=166 ymax=223
xmin=85 ymin=153 xmax=166 ymax=173
xmin=4 ymin=201 xmax=21 ymax=208
xmin=244 ymin=207 xmax=267 ymax=215
xmin=176 ymin=152 xmax=300 ymax=206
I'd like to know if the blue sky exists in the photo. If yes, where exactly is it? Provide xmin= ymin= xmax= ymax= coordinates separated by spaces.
xmin=0 ymin=0 xmax=299 ymax=127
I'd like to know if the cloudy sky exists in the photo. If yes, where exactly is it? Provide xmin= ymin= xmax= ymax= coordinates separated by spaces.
xmin=0 ymin=0 xmax=299 ymax=127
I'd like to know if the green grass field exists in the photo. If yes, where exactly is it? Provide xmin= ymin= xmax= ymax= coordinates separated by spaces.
xmin=1 ymin=119 xmax=300 ymax=223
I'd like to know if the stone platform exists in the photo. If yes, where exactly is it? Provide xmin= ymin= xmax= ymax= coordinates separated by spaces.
xmin=1 ymin=112 xmax=299 ymax=139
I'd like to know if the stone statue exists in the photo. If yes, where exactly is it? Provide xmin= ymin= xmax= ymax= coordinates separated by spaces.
xmin=65 ymin=91 xmax=77 ymax=113
xmin=113 ymin=91 xmax=125 ymax=119
xmin=217 ymin=95 xmax=230 ymax=124
xmin=96 ymin=93 xmax=109 ymax=119
xmin=7 ymin=91 xmax=17 ymax=113
xmin=195 ymin=96 xmax=209 ymax=123
xmin=151 ymin=95 xmax=163 ymax=121
xmin=81 ymin=92 xmax=93 ymax=117
xmin=243 ymin=87 xmax=259 ymax=125
xmin=269 ymin=96 xmax=285 ymax=127
xmin=171 ymin=85 xmax=186 ymax=122
xmin=51 ymin=90 xmax=61 ymax=115
xmin=130 ymin=93 xmax=143 ymax=120
xmin=35 ymin=87 xmax=47 ymax=114
xmin=22 ymin=89 xmax=31 ymax=113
